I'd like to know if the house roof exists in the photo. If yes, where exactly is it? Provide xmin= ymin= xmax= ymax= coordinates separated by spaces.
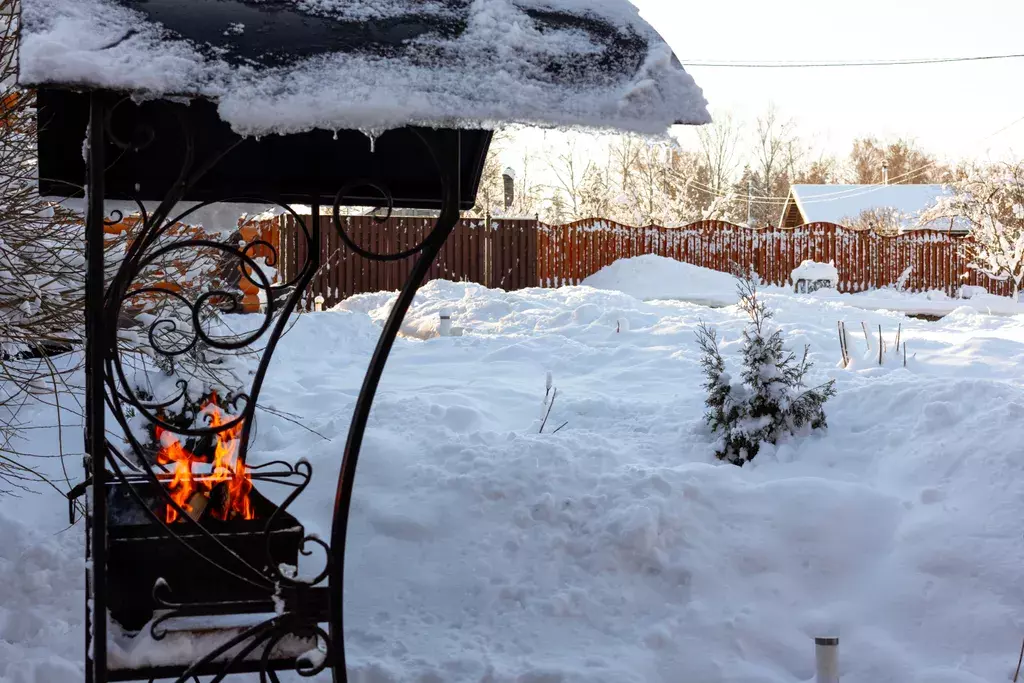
xmin=785 ymin=184 xmax=968 ymax=232
xmin=18 ymin=0 xmax=710 ymax=137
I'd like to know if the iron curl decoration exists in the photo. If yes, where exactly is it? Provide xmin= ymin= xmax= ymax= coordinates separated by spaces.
xmin=326 ymin=127 xmax=469 ymax=683
xmin=330 ymin=180 xmax=440 ymax=262
xmin=90 ymin=93 xmax=339 ymax=681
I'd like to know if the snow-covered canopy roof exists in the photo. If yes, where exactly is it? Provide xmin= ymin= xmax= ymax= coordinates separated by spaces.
xmin=18 ymin=0 xmax=710 ymax=137
xmin=786 ymin=184 xmax=969 ymax=233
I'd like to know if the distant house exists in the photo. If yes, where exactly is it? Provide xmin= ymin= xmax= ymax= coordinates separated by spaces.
xmin=779 ymin=184 xmax=969 ymax=235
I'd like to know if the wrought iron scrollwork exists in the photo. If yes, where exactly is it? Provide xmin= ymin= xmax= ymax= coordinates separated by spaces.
xmin=87 ymin=92 xmax=331 ymax=683
xmin=86 ymin=89 xmax=472 ymax=683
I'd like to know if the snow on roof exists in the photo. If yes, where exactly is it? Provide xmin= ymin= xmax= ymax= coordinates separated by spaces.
xmin=788 ymin=184 xmax=968 ymax=233
xmin=18 ymin=0 xmax=710 ymax=137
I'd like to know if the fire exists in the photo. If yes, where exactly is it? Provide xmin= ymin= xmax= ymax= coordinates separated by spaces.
xmin=155 ymin=393 xmax=255 ymax=524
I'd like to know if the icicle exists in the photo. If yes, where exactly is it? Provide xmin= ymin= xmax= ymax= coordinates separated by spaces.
xmin=360 ymin=127 xmax=385 ymax=154
xmin=332 ymin=130 xmax=338 ymax=141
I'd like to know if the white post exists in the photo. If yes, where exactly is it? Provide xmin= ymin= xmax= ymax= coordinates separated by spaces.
xmin=438 ymin=311 xmax=452 ymax=337
xmin=815 ymin=637 xmax=839 ymax=683
xmin=314 ymin=295 xmax=324 ymax=312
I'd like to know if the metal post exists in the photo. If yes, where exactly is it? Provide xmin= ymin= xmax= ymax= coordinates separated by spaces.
xmin=815 ymin=637 xmax=839 ymax=683
xmin=85 ymin=91 xmax=108 ymax=683
xmin=329 ymin=129 xmax=463 ymax=683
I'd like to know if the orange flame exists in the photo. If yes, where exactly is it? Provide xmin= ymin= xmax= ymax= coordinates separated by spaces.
xmin=155 ymin=393 xmax=255 ymax=523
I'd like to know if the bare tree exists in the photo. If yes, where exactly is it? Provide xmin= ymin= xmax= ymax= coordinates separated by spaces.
xmin=754 ymin=106 xmax=800 ymax=194
xmin=920 ymin=161 xmax=1024 ymax=300
xmin=468 ymin=127 xmax=513 ymax=217
xmin=544 ymin=134 xmax=594 ymax=221
xmin=795 ymin=154 xmax=843 ymax=185
xmin=696 ymin=112 xmax=741 ymax=197
xmin=847 ymin=137 xmax=946 ymax=185
xmin=839 ymin=207 xmax=907 ymax=235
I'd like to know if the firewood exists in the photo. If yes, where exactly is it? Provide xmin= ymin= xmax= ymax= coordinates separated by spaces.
xmin=185 ymin=491 xmax=209 ymax=522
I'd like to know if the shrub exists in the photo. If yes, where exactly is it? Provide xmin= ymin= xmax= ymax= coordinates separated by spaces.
xmin=696 ymin=271 xmax=836 ymax=465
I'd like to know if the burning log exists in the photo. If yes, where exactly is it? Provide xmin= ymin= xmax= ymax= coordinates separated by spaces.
xmin=154 ymin=392 xmax=255 ymax=524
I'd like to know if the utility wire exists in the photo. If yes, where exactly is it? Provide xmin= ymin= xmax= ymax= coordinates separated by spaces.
xmin=681 ymin=53 xmax=1024 ymax=68
xmin=681 ymin=111 xmax=1024 ymax=207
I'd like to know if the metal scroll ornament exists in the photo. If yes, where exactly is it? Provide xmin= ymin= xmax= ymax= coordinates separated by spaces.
xmin=83 ymin=92 xmax=466 ymax=683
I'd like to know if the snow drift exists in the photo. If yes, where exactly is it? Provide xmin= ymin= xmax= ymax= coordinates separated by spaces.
xmin=3 ymin=279 xmax=1024 ymax=682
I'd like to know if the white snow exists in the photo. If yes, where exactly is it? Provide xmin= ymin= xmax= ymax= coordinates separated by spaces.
xmin=18 ymin=0 xmax=710 ymax=136
xmin=582 ymin=253 xmax=739 ymax=306
xmin=791 ymin=260 xmax=839 ymax=287
xmin=584 ymin=254 xmax=1024 ymax=317
xmin=787 ymin=185 xmax=969 ymax=233
xmin=6 ymin=269 xmax=1024 ymax=682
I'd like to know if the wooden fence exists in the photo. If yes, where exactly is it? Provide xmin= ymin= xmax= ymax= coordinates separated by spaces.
xmin=275 ymin=215 xmax=537 ymax=309
xmin=536 ymin=219 xmax=1012 ymax=297
xmin=261 ymin=216 xmax=1013 ymax=307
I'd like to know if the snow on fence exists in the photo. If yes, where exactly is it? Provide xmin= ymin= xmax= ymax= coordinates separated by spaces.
xmin=536 ymin=219 xmax=1013 ymax=297
xmin=261 ymin=216 xmax=1013 ymax=308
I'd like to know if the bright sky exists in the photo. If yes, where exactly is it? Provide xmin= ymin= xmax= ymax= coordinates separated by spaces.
xmin=634 ymin=0 xmax=1024 ymax=161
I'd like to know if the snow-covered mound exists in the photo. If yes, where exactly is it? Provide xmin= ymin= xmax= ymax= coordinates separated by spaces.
xmin=791 ymin=259 xmax=839 ymax=287
xmin=4 ymin=281 xmax=1024 ymax=682
xmin=582 ymin=254 xmax=739 ymax=306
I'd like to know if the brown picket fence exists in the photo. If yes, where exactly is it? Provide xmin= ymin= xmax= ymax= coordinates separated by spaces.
xmin=273 ymin=215 xmax=537 ymax=309
xmin=257 ymin=215 xmax=1014 ymax=308
xmin=536 ymin=219 xmax=1013 ymax=297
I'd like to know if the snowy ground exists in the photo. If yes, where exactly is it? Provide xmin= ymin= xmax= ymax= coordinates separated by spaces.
xmin=583 ymin=253 xmax=1024 ymax=317
xmin=3 ymin=261 xmax=1024 ymax=683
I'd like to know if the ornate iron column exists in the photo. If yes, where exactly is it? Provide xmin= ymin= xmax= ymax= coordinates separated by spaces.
xmin=328 ymin=129 xmax=462 ymax=679
xmin=85 ymin=89 xmax=109 ymax=683
xmin=74 ymin=89 xmax=470 ymax=682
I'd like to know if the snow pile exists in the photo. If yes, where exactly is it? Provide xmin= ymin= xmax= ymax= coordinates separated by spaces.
xmin=582 ymin=254 xmax=739 ymax=306
xmin=18 ymin=0 xmax=709 ymax=136
xmin=5 ymin=281 xmax=1024 ymax=682
xmin=582 ymin=255 xmax=1024 ymax=317
xmin=791 ymin=260 xmax=839 ymax=288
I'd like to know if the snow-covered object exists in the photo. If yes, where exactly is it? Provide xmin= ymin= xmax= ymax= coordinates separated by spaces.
xmin=791 ymin=260 xmax=839 ymax=288
xmin=785 ymin=185 xmax=969 ymax=233
xmin=959 ymin=285 xmax=987 ymax=300
xmin=18 ymin=0 xmax=710 ymax=136
xmin=582 ymin=254 xmax=738 ymax=305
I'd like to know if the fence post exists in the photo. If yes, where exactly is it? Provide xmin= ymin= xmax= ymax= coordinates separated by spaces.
xmin=483 ymin=213 xmax=493 ymax=288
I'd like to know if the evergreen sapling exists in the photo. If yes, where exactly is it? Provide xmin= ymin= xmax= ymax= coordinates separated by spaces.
xmin=696 ymin=271 xmax=836 ymax=465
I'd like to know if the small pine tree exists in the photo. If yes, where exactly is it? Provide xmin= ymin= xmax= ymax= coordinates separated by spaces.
xmin=696 ymin=270 xmax=836 ymax=465
xmin=694 ymin=322 xmax=732 ymax=433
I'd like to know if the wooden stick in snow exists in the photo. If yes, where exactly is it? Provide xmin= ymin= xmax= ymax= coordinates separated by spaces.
xmin=539 ymin=387 xmax=557 ymax=434
xmin=837 ymin=322 xmax=848 ymax=368
xmin=895 ymin=323 xmax=902 ymax=352
xmin=861 ymin=321 xmax=870 ymax=349
xmin=904 ymin=341 xmax=907 ymax=368
xmin=878 ymin=324 xmax=883 ymax=366
xmin=1014 ymin=636 xmax=1024 ymax=682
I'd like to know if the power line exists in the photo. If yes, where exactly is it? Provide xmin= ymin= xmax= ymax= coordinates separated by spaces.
xmin=682 ymin=111 xmax=1024 ymax=208
xmin=681 ymin=53 xmax=1024 ymax=68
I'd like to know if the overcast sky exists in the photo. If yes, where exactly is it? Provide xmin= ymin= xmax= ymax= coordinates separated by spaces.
xmin=634 ymin=0 xmax=1024 ymax=161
